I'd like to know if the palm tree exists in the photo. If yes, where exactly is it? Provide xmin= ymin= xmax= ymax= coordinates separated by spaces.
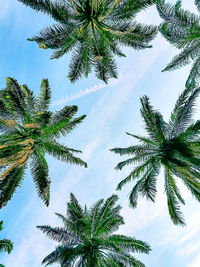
xmin=0 ymin=220 xmax=13 ymax=267
xmin=0 ymin=77 xmax=87 ymax=208
xmin=110 ymin=87 xmax=200 ymax=226
xmin=157 ymin=0 xmax=200 ymax=89
xmin=18 ymin=0 xmax=157 ymax=83
xmin=38 ymin=193 xmax=151 ymax=266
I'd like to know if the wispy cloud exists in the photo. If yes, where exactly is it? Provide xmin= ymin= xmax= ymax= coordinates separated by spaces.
xmin=51 ymin=77 xmax=120 ymax=107
xmin=188 ymin=255 xmax=200 ymax=267
xmin=0 ymin=1 xmax=11 ymax=20
xmin=51 ymin=82 xmax=107 ymax=107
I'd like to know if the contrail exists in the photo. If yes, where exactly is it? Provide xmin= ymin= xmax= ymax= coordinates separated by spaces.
xmin=51 ymin=77 xmax=120 ymax=107
xmin=51 ymin=83 xmax=107 ymax=107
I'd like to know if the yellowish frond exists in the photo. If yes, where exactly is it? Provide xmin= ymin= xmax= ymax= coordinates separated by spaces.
xmin=24 ymin=123 xmax=40 ymax=129
xmin=38 ymin=43 xmax=48 ymax=49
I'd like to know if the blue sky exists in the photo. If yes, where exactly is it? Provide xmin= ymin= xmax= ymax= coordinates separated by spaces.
xmin=0 ymin=1 xmax=200 ymax=266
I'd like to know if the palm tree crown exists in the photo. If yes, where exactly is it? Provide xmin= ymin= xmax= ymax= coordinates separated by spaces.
xmin=157 ymin=0 xmax=200 ymax=88
xmin=111 ymin=87 xmax=200 ymax=226
xmin=0 ymin=220 xmax=13 ymax=267
xmin=0 ymin=77 xmax=87 ymax=208
xmin=38 ymin=193 xmax=151 ymax=266
xmin=18 ymin=0 xmax=157 ymax=83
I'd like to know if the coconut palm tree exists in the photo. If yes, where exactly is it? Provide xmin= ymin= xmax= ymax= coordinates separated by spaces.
xmin=38 ymin=193 xmax=151 ymax=266
xmin=0 ymin=77 xmax=87 ymax=208
xmin=157 ymin=0 xmax=200 ymax=89
xmin=111 ymin=87 xmax=200 ymax=226
xmin=0 ymin=220 xmax=13 ymax=267
xmin=18 ymin=0 xmax=157 ymax=83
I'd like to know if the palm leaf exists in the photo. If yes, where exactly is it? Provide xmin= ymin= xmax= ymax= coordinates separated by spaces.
xmin=164 ymin=167 xmax=185 ymax=226
xmin=37 ymin=79 xmax=52 ymax=111
xmin=0 ymin=166 xmax=25 ymax=208
xmin=31 ymin=149 xmax=50 ymax=206
xmin=0 ymin=239 xmax=13 ymax=254
xmin=37 ymin=140 xmax=87 ymax=168
xmin=18 ymin=0 xmax=73 ymax=22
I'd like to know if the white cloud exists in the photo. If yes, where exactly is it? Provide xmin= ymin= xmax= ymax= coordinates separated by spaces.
xmin=188 ymin=255 xmax=200 ymax=267
xmin=51 ymin=82 xmax=107 ymax=107
xmin=0 ymin=1 xmax=12 ymax=21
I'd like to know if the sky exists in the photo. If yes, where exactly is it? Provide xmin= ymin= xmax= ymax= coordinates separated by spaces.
xmin=0 ymin=0 xmax=200 ymax=266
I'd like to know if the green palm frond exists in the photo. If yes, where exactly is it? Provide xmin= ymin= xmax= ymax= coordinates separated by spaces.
xmin=18 ymin=0 xmax=73 ymax=22
xmin=0 ymin=239 xmax=13 ymax=254
xmin=169 ymin=87 xmax=200 ymax=137
xmin=162 ymin=43 xmax=200 ymax=72
xmin=0 ymin=166 xmax=26 ymax=208
xmin=195 ymin=0 xmax=200 ymax=12
xmin=157 ymin=0 xmax=200 ymax=88
xmin=140 ymin=96 xmax=167 ymax=143
xmin=111 ymin=88 xmax=200 ymax=225
xmin=164 ymin=167 xmax=185 ymax=225
xmin=186 ymin=57 xmax=200 ymax=89
xmin=0 ymin=220 xmax=13 ymax=266
xmin=37 ymin=79 xmax=52 ymax=111
xmin=38 ymin=194 xmax=151 ymax=266
xmin=37 ymin=140 xmax=87 ymax=167
xmin=0 ymin=78 xmax=86 ymax=208
xmin=5 ymin=77 xmax=27 ymax=120
xmin=18 ymin=0 xmax=157 ymax=83
xmin=43 ymin=105 xmax=86 ymax=138
xmin=31 ymin=149 xmax=50 ymax=206
xmin=37 ymin=225 xmax=80 ymax=244
xmin=111 ymin=0 xmax=156 ymax=20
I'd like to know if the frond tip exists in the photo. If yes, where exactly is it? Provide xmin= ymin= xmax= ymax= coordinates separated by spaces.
xmin=0 ymin=221 xmax=13 ymax=257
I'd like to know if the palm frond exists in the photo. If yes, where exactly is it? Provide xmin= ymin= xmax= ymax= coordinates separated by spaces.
xmin=107 ymin=234 xmax=151 ymax=254
xmin=5 ymin=77 xmax=26 ymax=120
xmin=31 ymin=149 xmax=50 ymax=206
xmin=67 ymin=193 xmax=86 ymax=229
xmin=186 ymin=57 xmax=200 ymax=89
xmin=156 ymin=0 xmax=176 ymax=21
xmin=162 ymin=42 xmax=200 ymax=72
xmin=0 ymin=166 xmax=25 ymax=208
xmin=37 ymin=225 xmax=80 ymax=245
xmin=139 ymin=165 xmax=159 ymax=202
xmin=164 ymin=167 xmax=185 ymax=226
xmin=126 ymin=132 xmax=158 ymax=146
xmin=43 ymin=105 xmax=86 ymax=138
xmin=68 ymin=41 xmax=92 ymax=82
xmin=111 ymin=0 xmax=156 ymax=20
xmin=0 ymin=239 xmax=13 ymax=254
xmin=37 ymin=79 xmax=52 ymax=111
xmin=169 ymin=87 xmax=200 ymax=137
xmin=42 ymin=246 xmax=66 ymax=265
xmin=21 ymin=84 xmax=36 ymax=115
xmin=37 ymin=140 xmax=87 ymax=168
xmin=116 ymin=158 xmax=157 ymax=191
xmin=18 ymin=0 xmax=73 ymax=23
xmin=93 ymin=195 xmax=123 ymax=237
xmin=195 ymin=0 xmax=200 ymax=12
xmin=140 ymin=96 xmax=166 ymax=142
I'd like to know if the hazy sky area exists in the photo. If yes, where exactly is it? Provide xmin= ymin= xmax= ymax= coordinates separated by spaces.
xmin=0 ymin=0 xmax=200 ymax=266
